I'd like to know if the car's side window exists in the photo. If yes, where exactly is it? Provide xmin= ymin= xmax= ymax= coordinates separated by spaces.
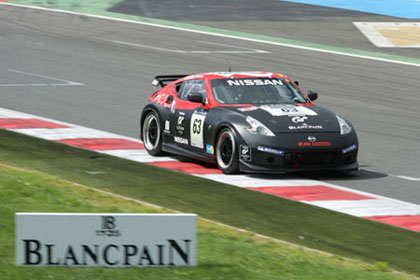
xmin=177 ymin=80 xmax=207 ymax=103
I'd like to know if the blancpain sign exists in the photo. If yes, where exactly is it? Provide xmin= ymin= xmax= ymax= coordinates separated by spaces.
xmin=16 ymin=213 xmax=197 ymax=267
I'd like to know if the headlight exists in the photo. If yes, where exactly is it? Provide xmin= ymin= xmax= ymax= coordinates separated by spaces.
xmin=246 ymin=116 xmax=275 ymax=136
xmin=336 ymin=115 xmax=352 ymax=135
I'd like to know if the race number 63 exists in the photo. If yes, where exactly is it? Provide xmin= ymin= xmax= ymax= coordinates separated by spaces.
xmin=190 ymin=113 xmax=206 ymax=149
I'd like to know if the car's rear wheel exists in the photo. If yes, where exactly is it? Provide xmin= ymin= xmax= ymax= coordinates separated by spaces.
xmin=216 ymin=128 xmax=239 ymax=174
xmin=142 ymin=111 xmax=163 ymax=156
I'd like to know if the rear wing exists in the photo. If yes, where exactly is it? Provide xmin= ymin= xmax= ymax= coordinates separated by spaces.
xmin=152 ymin=75 xmax=189 ymax=88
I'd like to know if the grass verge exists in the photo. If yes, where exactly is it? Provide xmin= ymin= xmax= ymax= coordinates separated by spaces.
xmin=0 ymin=163 xmax=414 ymax=279
xmin=0 ymin=129 xmax=420 ymax=276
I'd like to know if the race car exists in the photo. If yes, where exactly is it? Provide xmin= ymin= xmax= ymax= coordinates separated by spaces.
xmin=140 ymin=72 xmax=358 ymax=174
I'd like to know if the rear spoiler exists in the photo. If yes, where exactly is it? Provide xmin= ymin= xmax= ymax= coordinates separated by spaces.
xmin=152 ymin=75 xmax=189 ymax=88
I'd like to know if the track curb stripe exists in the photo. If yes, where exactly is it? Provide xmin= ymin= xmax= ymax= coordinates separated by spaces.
xmin=364 ymin=215 xmax=420 ymax=232
xmin=0 ymin=118 xmax=69 ymax=129
xmin=57 ymin=138 xmax=144 ymax=150
xmin=1 ymin=107 xmax=420 ymax=232
xmin=247 ymin=186 xmax=374 ymax=201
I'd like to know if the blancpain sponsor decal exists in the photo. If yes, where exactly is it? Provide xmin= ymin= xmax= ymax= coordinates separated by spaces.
xmin=16 ymin=213 xmax=197 ymax=267
xmin=289 ymin=124 xmax=323 ymax=130
xmin=227 ymin=79 xmax=283 ymax=86
xmin=174 ymin=136 xmax=188 ymax=145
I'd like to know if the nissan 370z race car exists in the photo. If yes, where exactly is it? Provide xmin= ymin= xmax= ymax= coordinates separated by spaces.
xmin=140 ymin=72 xmax=358 ymax=174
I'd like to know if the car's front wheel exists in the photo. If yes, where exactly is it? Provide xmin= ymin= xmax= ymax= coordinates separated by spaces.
xmin=216 ymin=128 xmax=239 ymax=174
xmin=142 ymin=111 xmax=163 ymax=156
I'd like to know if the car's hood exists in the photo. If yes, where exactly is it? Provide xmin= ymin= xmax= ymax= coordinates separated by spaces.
xmin=227 ymin=104 xmax=340 ymax=133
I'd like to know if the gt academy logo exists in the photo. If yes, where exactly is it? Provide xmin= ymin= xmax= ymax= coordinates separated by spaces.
xmin=176 ymin=116 xmax=185 ymax=133
xmin=291 ymin=116 xmax=308 ymax=123
xmin=240 ymin=145 xmax=251 ymax=161
xmin=174 ymin=136 xmax=188 ymax=145
xmin=177 ymin=116 xmax=184 ymax=125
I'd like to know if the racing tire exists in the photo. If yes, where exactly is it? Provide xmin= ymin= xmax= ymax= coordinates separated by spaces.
xmin=216 ymin=128 xmax=239 ymax=174
xmin=142 ymin=111 xmax=164 ymax=156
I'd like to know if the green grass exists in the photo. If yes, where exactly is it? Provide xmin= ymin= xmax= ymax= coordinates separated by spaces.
xmin=0 ymin=163 xmax=414 ymax=279
xmin=1 ymin=130 xmax=420 ymax=277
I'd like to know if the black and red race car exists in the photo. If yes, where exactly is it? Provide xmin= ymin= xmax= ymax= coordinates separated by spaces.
xmin=140 ymin=72 xmax=358 ymax=174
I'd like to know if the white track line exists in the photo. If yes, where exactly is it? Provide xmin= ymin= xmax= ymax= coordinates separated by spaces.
xmin=110 ymin=39 xmax=269 ymax=54
xmin=8 ymin=69 xmax=84 ymax=86
xmin=394 ymin=175 xmax=420 ymax=182
xmin=1 ymin=3 xmax=420 ymax=68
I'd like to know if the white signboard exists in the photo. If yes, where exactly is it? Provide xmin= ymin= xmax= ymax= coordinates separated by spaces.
xmin=16 ymin=213 xmax=197 ymax=267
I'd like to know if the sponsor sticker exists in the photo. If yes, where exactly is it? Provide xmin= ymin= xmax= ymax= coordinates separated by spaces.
xmin=261 ymin=105 xmax=317 ymax=117
xmin=190 ymin=113 xmax=206 ymax=149
xmin=164 ymin=120 xmax=170 ymax=134
xmin=288 ymin=124 xmax=323 ymax=130
xmin=174 ymin=136 xmax=188 ymax=145
xmin=342 ymin=144 xmax=357 ymax=154
xmin=298 ymin=142 xmax=331 ymax=147
xmin=257 ymin=146 xmax=284 ymax=155
xmin=238 ymin=106 xmax=258 ymax=112
xmin=227 ymin=79 xmax=283 ymax=86
xmin=240 ymin=145 xmax=251 ymax=161
xmin=206 ymin=144 xmax=214 ymax=155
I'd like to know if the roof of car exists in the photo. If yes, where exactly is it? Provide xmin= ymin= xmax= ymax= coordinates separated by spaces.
xmin=183 ymin=72 xmax=289 ymax=80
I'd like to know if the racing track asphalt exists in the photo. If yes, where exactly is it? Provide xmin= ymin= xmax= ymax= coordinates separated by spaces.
xmin=110 ymin=0 xmax=420 ymax=59
xmin=0 ymin=5 xmax=419 ymax=205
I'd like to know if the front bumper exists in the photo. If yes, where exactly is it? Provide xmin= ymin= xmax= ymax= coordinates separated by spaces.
xmin=239 ymin=149 xmax=358 ymax=173
xmin=236 ymin=130 xmax=359 ymax=173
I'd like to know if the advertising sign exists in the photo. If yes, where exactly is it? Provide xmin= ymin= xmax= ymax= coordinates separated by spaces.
xmin=16 ymin=213 xmax=197 ymax=267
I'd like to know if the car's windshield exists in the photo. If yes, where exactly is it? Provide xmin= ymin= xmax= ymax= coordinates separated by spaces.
xmin=210 ymin=78 xmax=309 ymax=104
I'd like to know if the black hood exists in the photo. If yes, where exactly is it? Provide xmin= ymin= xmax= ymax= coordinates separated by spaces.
xmin=226 ymin=104 xmax=340 ymax=133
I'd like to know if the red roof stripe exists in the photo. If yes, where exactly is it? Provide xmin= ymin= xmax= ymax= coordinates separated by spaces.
xmin=0 ymin=118 xmax=69 ymax=129
xmin=247 ymin=186 xmax=373 ymax=201
xmin=58 ymin=138 xmax=144 ymax=150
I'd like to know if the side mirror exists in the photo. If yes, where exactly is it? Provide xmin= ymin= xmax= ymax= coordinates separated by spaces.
xmin=187 ymin=92 xmax=205 ymax=104
xmin=294 ymin=81 xmax=299 ymax=86
xmin=307 ymin=90 xmax=318 ymax=101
